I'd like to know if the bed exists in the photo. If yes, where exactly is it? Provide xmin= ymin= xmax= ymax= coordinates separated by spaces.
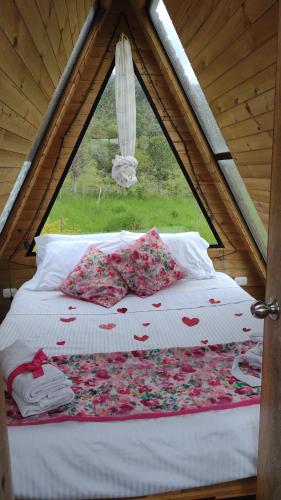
xmin=0 ymin=270 xmax=262 ymax=500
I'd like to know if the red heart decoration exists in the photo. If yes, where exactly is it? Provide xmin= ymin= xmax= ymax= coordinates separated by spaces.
xmin=99 ymin=323 xmax=116 ymax=330
xmin=60 ymin=317 xmax=76 ymax=323
xmin=68 ymin=306 xmax=76 ymax=310
xmin=243 ymin=327 xmax=251 ymax=332
xmin=117 ymin=307 xmax=127 ymax=314
xmin=134 ymin=334 xmax=149 ymax=342
xmin=142 ymin=323 xmax=150 ymax=327
xmin=201 ymin=339 xmax=208 ymax=344
xmin=209 ymin=298 xmax=221 ymax=304
xmin=152 ymin=303 xmax=161 ymax=308
xmin=56 ymin=341 xmax=65 ymax=346
xmin=182 ymin=316 xmax=200 ymax=327
xmin=235 ymin=313 xmax=243 ymax=317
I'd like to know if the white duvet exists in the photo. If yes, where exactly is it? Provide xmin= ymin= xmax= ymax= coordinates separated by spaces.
xmin=0 ymin=272 xmax=262 ymax=499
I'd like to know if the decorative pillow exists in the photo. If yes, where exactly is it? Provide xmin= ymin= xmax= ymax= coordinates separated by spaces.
xmin=59 ymin=245 xmax=128 ymax=308
xmin=109 ymin=228 xmax=185 ymax=297
xmin=25 ymin=237 xmax=126 ymax=291
xmin=121 ymin=230 xmax=215 ymax=280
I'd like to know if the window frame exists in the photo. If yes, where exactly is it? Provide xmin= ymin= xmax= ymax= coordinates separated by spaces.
xmin=29 ymin=62 xmax=222 ymax=252
xmin=148 ymin=0 xmax=268 ymax=260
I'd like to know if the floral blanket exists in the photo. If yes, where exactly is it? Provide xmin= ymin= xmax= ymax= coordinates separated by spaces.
xmin=5 ymin=341 xmax=261 ymax=426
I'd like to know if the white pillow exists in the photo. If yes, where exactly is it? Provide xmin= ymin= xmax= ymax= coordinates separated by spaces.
xmin=25 ymin=237 xmax=124 ymax=291
xmin=35 ymin=232 xmax=121 ymax=267
xmin=121 ymin=230 xmax=215 ymax=280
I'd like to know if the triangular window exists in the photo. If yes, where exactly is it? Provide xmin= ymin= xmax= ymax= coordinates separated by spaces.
xmin=149 ymin=0 xmax=267 ymax=259
xmin=40 ymin=68 xmax=219 ymax=245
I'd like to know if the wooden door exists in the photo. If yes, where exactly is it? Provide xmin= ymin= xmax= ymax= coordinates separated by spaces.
xmin=256 ymin=2 xmax=281 ymax=498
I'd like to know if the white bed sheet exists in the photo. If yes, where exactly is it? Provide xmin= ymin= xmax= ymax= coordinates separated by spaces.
xmin=0 ymin=272 xmax=262 ymax=499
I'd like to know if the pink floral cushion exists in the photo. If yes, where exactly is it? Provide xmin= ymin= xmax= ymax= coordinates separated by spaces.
xmin=59 ymin=245 xmax=128 ymax=308
xmin=108 ymin=228 xmax=184 ymax=297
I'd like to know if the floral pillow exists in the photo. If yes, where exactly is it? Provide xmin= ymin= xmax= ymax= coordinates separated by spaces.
xmin=59 ymin=245 xmax=128 ymax=308
xmin=108 ymin=228 xmax=185 ymax=297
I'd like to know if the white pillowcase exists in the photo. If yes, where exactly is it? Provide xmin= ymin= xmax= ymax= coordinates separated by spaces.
xmin=26 ymin=230 xmax=215 ymax=291
xmin=35 ymin=232 xmax=121 ymax=267
xmin=25 ymin=237 xmax=124 ymax=291
xmin=121 ymin=230 xmax=215 ymax=280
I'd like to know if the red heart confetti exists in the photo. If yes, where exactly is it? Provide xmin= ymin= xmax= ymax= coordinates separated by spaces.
xmin=209 ymin=298 xmax=221 ymax=304
xmin=201 ymin=339 xmax=208 ymax=344
xmin=99 ymin=323 xmax=116 ymax=330
xmin=152 ymin=303 xmax=161 ymax=308
xmin=182 ymin=316 xmax=200 ymax=327
xmin=60 ymin=317 xmax=76 ymax=323
xmin=56 ymin=341 xmax=65 ymax=346
xmin=142 ymin=322 xmax=150 ymax=327
xmin=243 ymin=327 xmax=251 ymax=332
xmin=235 ymin=313 xmax=243 ymax=317
xmin=117 ymin=307 xmax=127 ymax=314
xmin=134 ymin=334 xmax=149 ymax=342
xmin=68 ymin=306 xmax=76 ymax=310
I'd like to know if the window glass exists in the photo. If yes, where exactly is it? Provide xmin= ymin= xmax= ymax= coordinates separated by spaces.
xmin=42 ymin=72 xmax=219 ymax=245
xmin=149 ymin=0 xmax=228 ymax=155
xmin=0 ymin=3 xmax=97 ymax=235
xmin=218 ymin=160 xmax=267 ymax=259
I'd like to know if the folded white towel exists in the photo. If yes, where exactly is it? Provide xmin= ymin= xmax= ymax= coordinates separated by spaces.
xmin=12 ymin=385 xmax=74 ymax=418
xmin=231 ymin=332 xmax=263 ymax=387
xmin=0 ymin=340 xmax=74 ymax=417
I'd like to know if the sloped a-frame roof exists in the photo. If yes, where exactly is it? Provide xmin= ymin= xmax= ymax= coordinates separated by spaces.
xmin=164 ymin=0 xmax=277 ymax=229
xmin=0 ymin=0 xmax=271 ymax=321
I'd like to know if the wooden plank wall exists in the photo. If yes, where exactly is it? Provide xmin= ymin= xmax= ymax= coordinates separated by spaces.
xmin=0 ymin=0 xmax=265 ymax=322
xmin=164 ymin=0 xmax=277 ymax=229
xmin=0 ymin=0 xmax=94 ymax=320
xmin=0 ymin=0 xmax=93 ymax=214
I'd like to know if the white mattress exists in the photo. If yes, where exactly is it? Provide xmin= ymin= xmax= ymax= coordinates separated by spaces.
xmin=0 ymin=272 xmax=262 ymax=499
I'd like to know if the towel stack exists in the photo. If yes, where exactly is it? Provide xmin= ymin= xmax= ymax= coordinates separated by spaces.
xmin=0 ymin=340 xmax=74 ymax=417
xmin=231 ymin=331 xmax=263 ymax=387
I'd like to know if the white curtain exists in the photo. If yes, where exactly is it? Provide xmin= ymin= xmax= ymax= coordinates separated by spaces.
xmin=112 ymin=34 xmax=138 ymax=188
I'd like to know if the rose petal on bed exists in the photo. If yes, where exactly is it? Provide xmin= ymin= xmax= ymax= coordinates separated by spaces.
xmin=60 ymin=317 xmax=76 ymax=323
xmin=152 ymin=303 xmax=161 ymax=308
xmin=209 ymin=298 xmax=221 ymax=304
xmin=99 ymin=323 xmax=116 ymax=330
xmin=56 ymin=341 xmax=66 ymax=346
xmin=243 ymin=327 xmax=252 ymax=332
xmin=68 ymin=306 xmax=76 ymax=310
xmin=235 ymin=313 xmax=243 ymax=317
xmin=142 ymin=323 xmax=150 ymax=327
xmin=182 ymin=316 xmax=199 ymax=327
xmin=182 ymin=364 xmax=196 ymax=373
xmin=134 ymin=334 xmax=149 ymax=342
xmin=201 ymin=339 xmax=208 ymax=344
xmin=117 ymin=307 xmax=127 ymax=314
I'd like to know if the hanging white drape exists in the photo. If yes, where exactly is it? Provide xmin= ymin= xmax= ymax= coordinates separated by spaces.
xmin=112 ymin=34 xmax=138 ymax=188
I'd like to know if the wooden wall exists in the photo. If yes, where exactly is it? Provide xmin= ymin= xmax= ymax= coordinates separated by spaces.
xmin=0 ymin=0 xmax=265 ymax=322
xmin=0 ymin=0 xmax=94 ymax=215
xmin=164 ymin=0 xmax=277 ymax=230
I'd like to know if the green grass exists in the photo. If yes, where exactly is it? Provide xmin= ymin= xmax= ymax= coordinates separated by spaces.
xmin=44 ymin=194 xmax=217 ymax=244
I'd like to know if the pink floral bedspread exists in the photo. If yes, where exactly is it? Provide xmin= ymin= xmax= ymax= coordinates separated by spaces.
xmin=5 ymin=341 xmax=261 ymax=426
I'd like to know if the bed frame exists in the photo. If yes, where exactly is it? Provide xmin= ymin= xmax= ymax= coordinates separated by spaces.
xmin=129 ymin=477 xmax=256 ymax=499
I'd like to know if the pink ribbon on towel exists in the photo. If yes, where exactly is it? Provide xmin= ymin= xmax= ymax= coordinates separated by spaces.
xmin=7 ymin=349 xmax=48 ymax=394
